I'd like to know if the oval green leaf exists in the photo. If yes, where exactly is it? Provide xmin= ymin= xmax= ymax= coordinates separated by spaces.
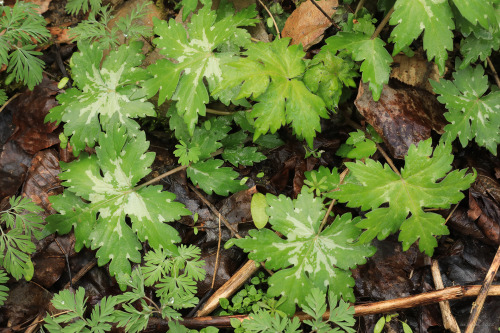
xmin=251 ymin=193 xmax=269 ymax=229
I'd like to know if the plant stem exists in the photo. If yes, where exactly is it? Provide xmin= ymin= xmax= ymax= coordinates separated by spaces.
xmin=176 ymin=285 xmax=500 ymax=329
xmin=318 ymin=168 xmax=349 ymax=232
xmin=486 ymin=56 xmax=500 ymax=89
xmin=354 ymin=0 xmax=365 ymax=15
xmin=258 ymin=0 xmax=280 ymax=39
xmin=206 ymin=108 xmax=236 ymax=116
xmin=371 ymin=7 xmax=394 ymax=40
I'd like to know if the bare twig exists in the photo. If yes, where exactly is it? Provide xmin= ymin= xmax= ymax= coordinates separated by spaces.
xmin=430 ymin=259 xmax=460 ymax=332
xmin=55 ymin=238 xmax=73 ymax=290
xmin=64 ymin=258 xmax=97 ymax=290
xmin=371 ymin=7 xmax=394 ymax=40
xmin=179 ymin=285 xmax=500 ymax=329
xmin=188 ymin=184 xmax=241 ymax=238
xmin=486 ymin=56 xmax=500 ymax=89
xmin=211 ymin=214 xmax=222 ymax=290
xmin=195 ymin=260 xmax=261 ymax=317
xmin=465 ymin=245 xmax=500 ymax=333
xmin=258 ymin=0 xmax=280 ymax=38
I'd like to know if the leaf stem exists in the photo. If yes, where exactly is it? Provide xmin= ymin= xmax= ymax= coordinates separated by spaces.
xmin=486 ymin=56 xmax=500 ymax=89
xmin=371 ymin=7 xmax=394 ymax=40
xmin=354 ymin=0 xmax=365 ymax=16
xmin=258 ymin=0 xmax=280 ymax=39
xmin=206 ymin=108 xmax=236 ymax=116
xmin=318 ymin=168 xmax=349 ymax=232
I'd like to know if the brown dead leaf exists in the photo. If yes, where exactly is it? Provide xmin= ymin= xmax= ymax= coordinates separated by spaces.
xmin=391 ymin=54 xmax=441 ymax=94
xmin=354 ymin=81 xmax=447 ymax=159
xmin=282 ymin=0 xmax=338 ymax=50
xmin=23 ymin=149 xmax=62 ymax=214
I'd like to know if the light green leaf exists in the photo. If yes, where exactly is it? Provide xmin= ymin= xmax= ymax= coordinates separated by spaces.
xmin=234 ymin=191 xmax=374 ymax=314
xmin=334 ymin=139 xmax=476 ymax=256
xmin=304 ymin=48 xmax=358 ymax=109
xmin=144 ymin=0 xmax=258 ymax=133
xmin=46 ymin=124 xmax=190 ymax=278
xmin=452 ymin=0 xmax=497 ymax=29
xmin=187 ymin=159 xmax=246 ymax=195
xmin=389 ymin=0 xmax=454 ymax=74
xmin=222 ymin=147 xmax=266 ymax=166
xmin=45 ymin=42 xmax=154 ymax=156
xmin=251 ymin=193 xmax=269 ymax=229
xmin=215 ymin=38 xmax=328 ymax=147
xmin=324 ymin=32 xmax=392 ymax=101
xmin=0 ymin=270 xmax=8 ymax=306
xmin=430 ymin=64 xmax=500 ymax=155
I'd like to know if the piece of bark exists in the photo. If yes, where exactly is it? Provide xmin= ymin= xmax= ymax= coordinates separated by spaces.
xmin=355 ymin=81 xmax=447 ymax=159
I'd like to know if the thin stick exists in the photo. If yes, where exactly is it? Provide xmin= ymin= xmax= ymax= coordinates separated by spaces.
xmin=195 ymin=260 xmax=261 ymax=317
xmin=211 ymin=214 xmax=222 ymax=290
xmin=258 ymin=0 xmax=280 ymax=39
xmin=486 ymin=56 xmax=500 ymax=89
xmin=135 ymin=164 xmax=188 ymax=191
xmin=54 ymin=238 xmax=73 ymax=290
xmin=180 ymin=285 xmax=500 ymax=329
xmin=465 ymin=245 xmax=500 ymax=333
xmin=64 ymin=258 xmax=97 ymax=290
xmin=188 ymin=184 xmax=241 ymax=238
xmin=371 ymin=7 xmax=394 ymax=40
xmin=0 ymin=92 xmax=20 ymax=113
xmin=430 ymin=259 xmax=460 ymax=332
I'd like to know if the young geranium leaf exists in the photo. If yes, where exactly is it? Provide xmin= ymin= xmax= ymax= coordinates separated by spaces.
xmin=45 ymin=42 xmax=154 ymax=156
xmin=303 ymin=166 xmax=340 ymax=198
xmin=304 ymin=49 xmax=358 ymax=109
xmin=459 ymin=29 xmax=500 ymax=69
xmin=431 ymin=64 xmax=500 ymax=155
xmin=46 ymin=124 xmax=190 ymax=278
xmin=334 ymin=139 xmax=476 ymax=256
xmin=324 ymin=32 xmax=392 ymax=101
xmin=453 ymin=0 xmax=497 ymax=30
xmin=222 ymin=147 xmax=266 ymax=167
xmin=214 ymin=38 xmax=328 ymax=147
xmin=187 ymin=159 xmax=246 ymax=195
xmin=336 ymin=130 xmax=377 ymax=159
xmin=389 ymin=0 xmax=454 ymax=74
xmin=144 ymin=0 xmax=258 ymax=133
xmin=234 ymin=191 xmax=374 ymax=315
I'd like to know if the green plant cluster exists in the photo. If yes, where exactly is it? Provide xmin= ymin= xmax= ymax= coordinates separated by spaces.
xmin=1 ymin=0 xmax=497 ymax=331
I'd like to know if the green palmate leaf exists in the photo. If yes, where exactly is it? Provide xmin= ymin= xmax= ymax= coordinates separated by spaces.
xmin=187 ymin=159 xmax=246 ymax=195
xmin=334 ymin=139 xmax=476 ymax=256
xmin=452 ymin=0 xmax=498 ymax=29
xmin=215 ymin=38 xmax=328 ymax=147
xmin=324 ymin=32 xmax=392 ymax=101
xmin=389 ymin=0 xmax=454 ymax=74
xmin=144 ymin=0 xmax=258 ymax=133
xmin=459 ymin=28 xmax=500 ymax=69
xmin=303 ymin=166 xmax=340 ymax=198
xmin=304 ymin=48 xmax=358 ymax=109
xmin=45 ymin=124 xmax=190 ymax=278
xmin=336 ymin=130 xmax=378 ymax=159
xmin=234 ymin=191 xmax=374 ymax=315
xmin=45 ymin=42 xmax=154 ymax=156
xmin=178 ymin=0 xmax=199 ymax=20
xmin=430 ymin=64 xmax=500 ymax=155
xmin=222 ymin=147 xmax=266 ymax=167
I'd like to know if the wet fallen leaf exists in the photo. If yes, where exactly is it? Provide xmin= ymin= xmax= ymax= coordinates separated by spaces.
xmin=23 ymin=149 xmax=62 ymax=214
xmin=391 ymin=54 xmax=441 ymax=94
xmin=0 ymin=141 xmax=32 ymax=199
xmin=282 ymin=0 xmax=338 ymax=50
xmin=354 ymin=81 xmax=447 ymax=159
